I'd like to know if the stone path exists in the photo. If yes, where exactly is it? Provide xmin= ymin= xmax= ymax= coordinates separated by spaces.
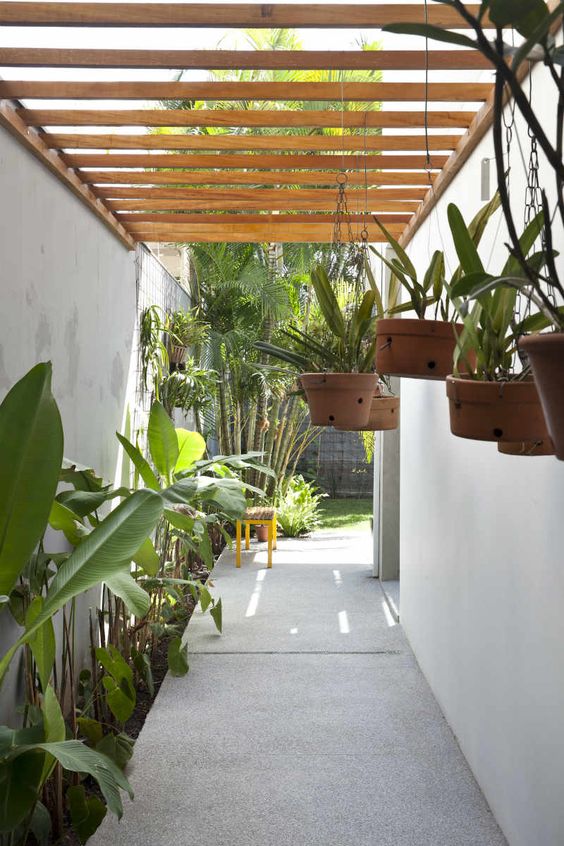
xmin=91 ymin=533 xmax=506 ymax=846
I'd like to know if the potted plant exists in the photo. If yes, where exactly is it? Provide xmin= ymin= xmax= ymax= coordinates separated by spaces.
xmin=167 ymin=309 xmax=208 ymax=366
xmin=382 ymin=0 xmax=564 ymax=455
xmin=370 ymin=195 xmax=500 ymax=380
xmin=446 ymin=204 xmax=552 ymax=445
xmin=256 ymin=264 xmax=386 ymax=430
xmin=334 ymin=381 xmax=400 ymax=432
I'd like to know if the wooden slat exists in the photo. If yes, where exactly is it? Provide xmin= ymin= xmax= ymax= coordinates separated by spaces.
xmin=45 ymin=133 xmax=463 ymax=152
xmin=63 ymin=153 xmax=448 ymax=170
xmin=81 ymin=170 xmax=435 ymax=187
xmin=108 ymin=198 xmax=421 ymax=212
xmin=97 ymin=187 xmax=426 ymax=201
xmin=20 ymin=109 xmax=477 ymax=129
xmin=0 ymin=3 xmax=484 ymax=28
xmin=0 ymin=98 xmax=135 ymax=250
xmin=0 ymin=48 xmax=494 ymax=71
xmin=116 ymin=212 xmax=413 ymax=224
xmin=0 ymin=81 xmax=492 ymax=102
xmin=126 ymin=223 xmax=403 ymax=244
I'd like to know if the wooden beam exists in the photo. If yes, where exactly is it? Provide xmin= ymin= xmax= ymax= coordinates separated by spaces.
xmin=20 ymin=109 xmax=477 ymax=129
xmin=81 ymin=170 xmax=435 ymax=187
xmin=126 ymin=223 xmax=403 ymax=244
xmin=95 ymin=187 xmax=427 ymax=201
xmin=45 ymin=133 xmax=463 ymax=152
xmin=116 ymin=212 xmax=413 ymax=224
xmin=0 ymin=81 xmax=492 ymax=102
xmin=63 ymin=153 xmax=448 ymax=170
xmin=0 ymin=3 xmax=484 ymax=29
xmin=0 ymin=99 xmax=135 ymax=250
xmin=0 ymin=48 xmax=493 ymax=72
xmin=398 ymin=45 xmax=540 ymax=247
xmin=106 ymin=197 xmax=422 ymax=212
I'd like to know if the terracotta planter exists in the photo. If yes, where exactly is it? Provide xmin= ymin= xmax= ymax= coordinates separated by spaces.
xmin=497 ymin=439 xmax=554 ymax=457
xmin=335 ymin=393 xmax=400 ymax=432
xmin=446 ymin=376 xmax=550 ymax=443
xmin=255 ymin=524 xmax=269 ymax=542
xmin=170 ymin=344 xmax=187 ymax=365
xmin=519 ymin=334 xmax=564 ymax=460
xmin=376 ymin=318 xmax=473 ymax=380
xmin=300 ymin=372 xmax=378 ymax=428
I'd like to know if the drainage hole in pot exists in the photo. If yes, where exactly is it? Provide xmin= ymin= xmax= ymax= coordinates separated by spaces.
xmin=357 ymin=397 xmax=363 ymax=404
xmin=493 ymin=428 xmax=503 ymax=439
xmin=328 ymin=415 xmax=335 ymax=422
xmin=427 ymin=361 xmax=436 ymax=370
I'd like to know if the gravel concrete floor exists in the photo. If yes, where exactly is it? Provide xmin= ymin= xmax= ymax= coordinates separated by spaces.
xmin=90 ymin=533 xmax=506 ymax=846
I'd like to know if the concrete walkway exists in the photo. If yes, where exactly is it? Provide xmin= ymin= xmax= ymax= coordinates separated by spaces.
xmin=91 ymin=533 xmax=506 ymax=846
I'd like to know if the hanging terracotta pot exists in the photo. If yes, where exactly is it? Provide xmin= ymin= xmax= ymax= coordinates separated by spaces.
xmin=300 ymin=372 xmax=378 ymax=429
xmin=446 ymin=376 xmax=550 ymax=442
xmin=519 ymin=334 xmax=564 ymax=460
xmin=335 ymin=393 xmax=400 ymax=432
xmin=170 ymin=344 xmax=187 ymax=365
xmin=376 ymin=318 xmax=474 ymax=380
xmin=497 ymin=439 xmax=554 ymax=457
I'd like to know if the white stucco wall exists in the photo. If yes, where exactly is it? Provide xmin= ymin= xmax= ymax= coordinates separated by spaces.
xmin=399 ymin=62 xmax=564 ymax=846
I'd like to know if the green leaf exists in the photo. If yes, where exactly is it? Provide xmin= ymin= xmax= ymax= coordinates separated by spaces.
xmin=489 ymin=0 xmax=549 ymax=37
xmin=148 ymin=402 xmax=179 ymax=483
xmin=310 ymin=265 xmax=345 ymax=340
xmin=25 ymin=598 xmax=56 ymax=691
xmin=95 ymin=733 xmax=134 ymax=770
xmin=131 ymin=648 xmax=154 ymax=697
xmin=0 ymin=752 xmax=44 ymax=833
xmin=447 ymin=204 xmax=485 ymax=274
xmin=175 ymin=429 xmax=206 ymax=474
xmin=0 ymin=362 xmax=63 ymax=597
xmin=210 ymin=598 xmax=223 ymax=634
xmin=132 ymin=536 xmax=160 ymax=577
xmin=40 ymin=684 xmax=65 ymax=783
xmin=383 ymin=22 xmax=478 ymax=50
xmin=49 ymin=500 xmax=84 ymax=546
xmin=0 ymin=490 xmax=163 ymax=686
xmin=164 ymin=507 xmax=195 ymax=534
xmin=101 ymin=677 xmax=135 ymax=723
xmin=450 ymin=272 xmax=495 ymax=299
xmin=68 ymin=784 xmax=107 ymax=845
xmin=77 ymin=718 xmax=104 ymax=748
xmin=116 ymin=432 xmax=160 ymax=491
xmin=373 ymin=218 xmax=417 ymax=280
xmin=105 ymin=569 xmax=150 ymax=618
xmin=29 ymin=800 xmax=51 ymax=846
xmin=32 ymin=741 xmax=132 ymax=818
xmin=167 ymin=637 xmax=189 ymax=677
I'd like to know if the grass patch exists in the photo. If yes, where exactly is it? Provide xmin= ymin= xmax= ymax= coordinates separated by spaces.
xmin=317 ymin=498 xmax=373 ymax=532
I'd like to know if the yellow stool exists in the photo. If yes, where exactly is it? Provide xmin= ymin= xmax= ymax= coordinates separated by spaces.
xmin=236 ymin=507 xmax=277 ymax=568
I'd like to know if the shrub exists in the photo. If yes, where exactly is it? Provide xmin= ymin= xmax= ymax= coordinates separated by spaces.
xmin=275 ymin=475 xmax=326 ymax=538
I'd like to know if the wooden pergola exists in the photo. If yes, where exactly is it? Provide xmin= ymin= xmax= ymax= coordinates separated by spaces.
xmin=0 ymin=2 xmax=501 ymax=249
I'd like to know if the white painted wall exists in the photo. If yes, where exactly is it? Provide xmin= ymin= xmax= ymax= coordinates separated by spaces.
xmin=399 ymin=61 xmax=564 ymax=846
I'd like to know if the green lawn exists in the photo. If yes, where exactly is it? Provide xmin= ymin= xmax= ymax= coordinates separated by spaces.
xmin=318 ymin=498 xmax=373 ymax=532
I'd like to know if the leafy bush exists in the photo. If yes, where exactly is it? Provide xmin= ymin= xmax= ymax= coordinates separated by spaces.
xmin=275 ymin=475 xmax=327 ymax=538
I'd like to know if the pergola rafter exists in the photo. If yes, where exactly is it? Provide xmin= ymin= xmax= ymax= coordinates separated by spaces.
xmin=0 ymin=1 xmax=509 ymax=246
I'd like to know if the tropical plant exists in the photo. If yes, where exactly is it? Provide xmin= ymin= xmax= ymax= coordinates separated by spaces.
xmin=167 ymin=309 xmax=208 ymax=349
xmin=447 ymin=205 xmax=556 ymax=380
xmin=383 ymin=0 xmax=564 ymax=332
xmin=139 ymin=305 xmax=168 ymax=398
xmin=370 ymin=194 xmax=501 ymax=320
xmin=256 ymin=264 xmax=380 ymax=374
xmin=0 ymin=363 xmax=163 ymax=844
xmin=275 ymin=475 xmax=327 ymax=537
xmin=159 ymin=360 xmax=217 ymax=423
